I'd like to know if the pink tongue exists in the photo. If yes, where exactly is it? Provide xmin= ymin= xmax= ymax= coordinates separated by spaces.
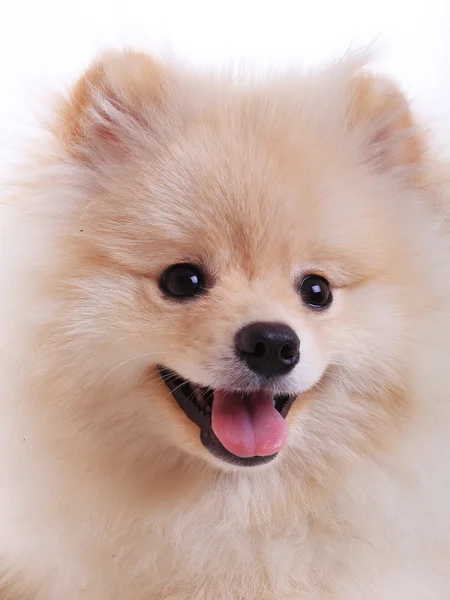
xmin=211 ymin=390 xmax=288 ymax=458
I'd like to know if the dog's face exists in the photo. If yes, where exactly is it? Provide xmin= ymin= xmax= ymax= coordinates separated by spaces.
xmin=49 ymin=52 xmax=428 ymax=472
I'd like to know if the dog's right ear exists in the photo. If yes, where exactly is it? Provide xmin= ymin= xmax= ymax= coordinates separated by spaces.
xmin=54 ymin=50 xmax=170 ymax=163
xmin=346 ymin=72 xmax=425 ymax=184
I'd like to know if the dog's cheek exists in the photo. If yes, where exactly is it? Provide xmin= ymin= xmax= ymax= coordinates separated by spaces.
xmin=324 ymin=283 xmax=405 ymax=382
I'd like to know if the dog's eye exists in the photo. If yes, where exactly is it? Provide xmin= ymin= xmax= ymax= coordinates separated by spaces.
xmin=160 ymin=264 xmax=205 ymax=299
xmin=299 ymin=275 xmax=332 ymax=309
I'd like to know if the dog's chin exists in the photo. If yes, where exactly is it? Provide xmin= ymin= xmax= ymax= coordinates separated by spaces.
xmin=158 ymin=366 xmax=297 ymax=468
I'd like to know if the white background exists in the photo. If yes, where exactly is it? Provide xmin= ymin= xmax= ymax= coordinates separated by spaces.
xmin=0 ymin=0 xmax=449 ymax=160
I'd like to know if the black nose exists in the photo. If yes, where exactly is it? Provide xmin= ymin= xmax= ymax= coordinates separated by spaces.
xmin=235 ymin=322 xmax=300 ymax=378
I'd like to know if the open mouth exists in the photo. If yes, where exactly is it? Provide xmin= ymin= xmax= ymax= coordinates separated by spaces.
xmin=158 ymin=367 xmax=296 ymax=467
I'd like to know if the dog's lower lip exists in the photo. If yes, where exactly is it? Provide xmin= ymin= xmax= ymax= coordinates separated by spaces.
xmin=159 ymin=367 xmax=210 ymax=429
xmin=157 ymin=366 xmax=296 ymax=467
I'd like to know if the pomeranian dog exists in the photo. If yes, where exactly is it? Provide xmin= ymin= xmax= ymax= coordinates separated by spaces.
xmin=0 ymin=49 xmax=449 ymax=600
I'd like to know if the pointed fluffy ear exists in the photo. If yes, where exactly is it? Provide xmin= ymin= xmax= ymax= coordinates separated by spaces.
xmin=347 ymin=73 xmax=425 ymax=182
xmin=55 ymin=50 xmax=169 ymax=162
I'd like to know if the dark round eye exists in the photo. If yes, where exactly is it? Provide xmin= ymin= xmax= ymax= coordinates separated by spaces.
xmin=299 ymin=275 xmax=332 ymax=309
xmin=160 ymin=263 xmax=205 ymax=299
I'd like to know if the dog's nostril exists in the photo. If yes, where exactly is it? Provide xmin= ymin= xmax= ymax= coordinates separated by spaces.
xmin=235 ymin=322 xmax=300 ymax=378
xmin=280 ymin=342 xmax=297 ymax=361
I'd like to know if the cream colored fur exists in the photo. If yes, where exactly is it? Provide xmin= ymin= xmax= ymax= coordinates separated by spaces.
xmin=0 ymin=51 xmax=449 ymax=599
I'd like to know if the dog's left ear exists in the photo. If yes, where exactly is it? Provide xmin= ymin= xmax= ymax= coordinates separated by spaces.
xmin=347 ymin=73 xmax=425 ymax=183
xmin=54 ymin=50 xmax=172 ymax=164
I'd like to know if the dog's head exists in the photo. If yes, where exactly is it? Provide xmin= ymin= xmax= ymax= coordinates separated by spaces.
xmin=40 ymin=51 xmax=437 ymax=473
